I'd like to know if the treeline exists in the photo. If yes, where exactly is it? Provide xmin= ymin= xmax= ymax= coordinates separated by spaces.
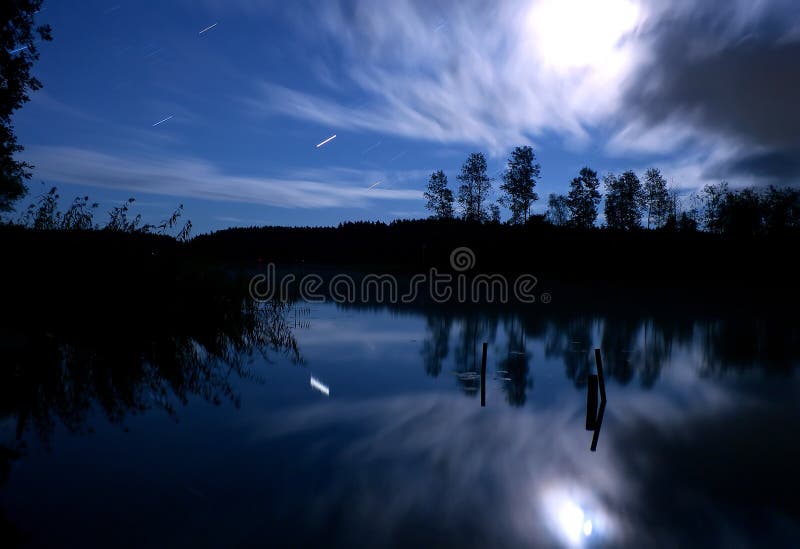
xmin=425 ymin=148 xmax=800 ymax=235
xmin=189 ymin=217 xmax=800 ymax=300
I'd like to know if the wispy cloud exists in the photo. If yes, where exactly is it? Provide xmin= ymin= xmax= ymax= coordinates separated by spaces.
xmin=242 ymin=0 xmax=800 ymax=185
xmin=23 ymin=146 xmax=423 ymax=209
xmin=247 ymin=0 xmax=644 ymax=154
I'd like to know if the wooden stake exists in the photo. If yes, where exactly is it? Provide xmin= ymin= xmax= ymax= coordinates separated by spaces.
xmin=480 ymin=342 xmax=487 ymax=407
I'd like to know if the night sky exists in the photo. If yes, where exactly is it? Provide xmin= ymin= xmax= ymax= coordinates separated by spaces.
xmin=11 ymin=0 xmax=800 ymax=233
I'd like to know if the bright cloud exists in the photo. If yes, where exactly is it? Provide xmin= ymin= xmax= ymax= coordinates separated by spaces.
xmin=251 ymin=0 xmax=646 ymax=153
xmin=250 ymin=0 xmax=800 ymax=185
xmin=525 ymin=0 xmax=641 ymax=72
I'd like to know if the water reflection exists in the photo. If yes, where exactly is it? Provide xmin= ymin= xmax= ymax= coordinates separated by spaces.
xmin=700 ymin=317 xmax=799 ymax=374
xmin=0 ymin=266 xmax=305 ymax=546
xmin=412 ymin=308 xmax=800 ymax=395
xmin=1 ymin=296 xmax=799 ymax=547
xmin=452 ymin=315 xmax=497 ymax=396
xmin=497 ymin=317 xmax=533 ymax=407
xmin=0 ymin=300 xmax=299 ymax=445
xmin=0 ymin=263 xmax=302 ymax=453
xmin=251 ymin=386 xmax=800 ymax=547
xmin=419 ymin=314 xmax=452 ymax=377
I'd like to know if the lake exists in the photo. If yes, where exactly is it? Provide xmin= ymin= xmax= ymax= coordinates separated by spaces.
xmin=1 ymin=301 xmax=798 ymax=548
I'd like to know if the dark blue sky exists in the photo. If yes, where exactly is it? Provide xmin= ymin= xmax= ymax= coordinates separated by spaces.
xmin=11 ymin=0 xmax=800 ymax=233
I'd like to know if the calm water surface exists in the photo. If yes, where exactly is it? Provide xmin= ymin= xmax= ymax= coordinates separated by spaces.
xmin=1 ymin=302 xmax=798 ymax=548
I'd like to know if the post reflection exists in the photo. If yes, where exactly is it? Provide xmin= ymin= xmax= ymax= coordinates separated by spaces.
xmin=586 ymin=349 xmax=608 ymax=452
xmin=590 ymin=401 xmax=606 ymax=453
xmin=415 ymin=308 xmax=799 ymax=399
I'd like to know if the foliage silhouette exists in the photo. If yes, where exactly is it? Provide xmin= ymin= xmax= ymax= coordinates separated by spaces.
xmin=642 ymin=168 xmax=671 ymax=229
xmin=0 ymin=0 xmax=52 ymax=211
xmin=604 ymin=170 xmax=645 ymax=230
xmin=489 ymin=202 xmax=501 ymax=223
xmin=423 ymin=169 xmax=455 ymax=219
xmin=700 ymin=182 xmax=800 ymax=236
xmin=499 ymin=145 xmax=540 ymax=224
xmin=566 ymin=167 xmax=601 ymax=228
xmin=546 ymin=193 xmax=570 ymax=226
xmin=456 ymin=152 xmax=492 ymax=222
xmin=17 ymin=185 xmax=192 ymax=240
xmin=430 ymin=152 xmax=797 ymax=234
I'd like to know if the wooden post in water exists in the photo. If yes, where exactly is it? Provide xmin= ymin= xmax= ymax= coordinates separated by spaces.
xmin=481 ymin=342 xmax=488 ymax=407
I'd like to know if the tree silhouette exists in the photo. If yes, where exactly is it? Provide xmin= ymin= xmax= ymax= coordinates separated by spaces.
xmin=499 ymin=145 xmax=540 ymax=224
xmin=424 ymin=170 xmax=455 ymax=219
xmin=0 ymin=1 xmax=52 ymax=211
xmin=671 ymin=190 xmax=702 ymax=232
xmin=566 ymin=167 xmax=601 ymax=228
xmin=546 ymin=193 xmax=570 ymax=226
xmin=642 ymin=168 xmax=671 ymax=229
xmin=604 ymin=170 xmax=644 ymax=230
xmin=701 ymin=182 xmax=767 ymax=236
xmin=457 ymin=152 xmax=492 ymax=222
xmin=489 ymin=203 xmax=501 ymax=223
xmin=663 ymin=188 xmax=680 ymax=228
xmin=700 ymin=182 xmax=730 ymax=234
xmin=412 ymin=147 xmax=796 ymax=237
xmin=762 ymin=185 xmax=800 ymax=233
xmin=725 ymin=188 xmax=763 ymax=236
